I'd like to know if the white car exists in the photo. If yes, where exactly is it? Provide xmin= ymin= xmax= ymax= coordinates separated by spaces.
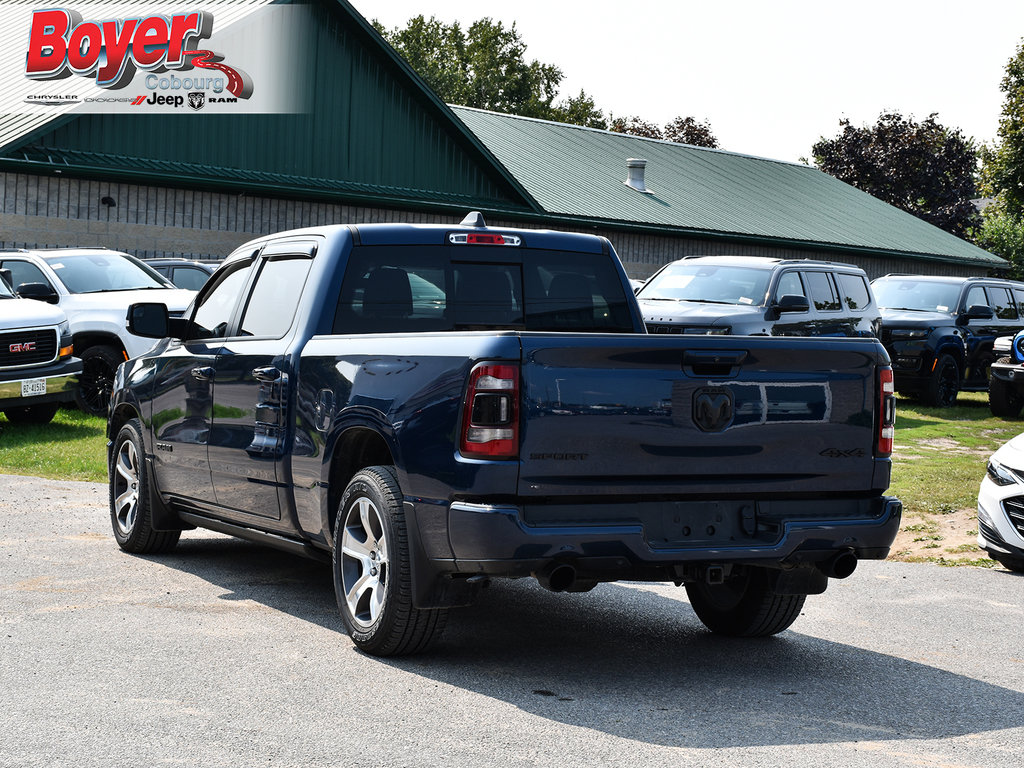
xmin=978 ymin=434 xmax=1024 ymax=572
xmin=0 ymin=248 xmax=195 ymax=415
xmin=0 ymin=271 xmax=80 ymax=423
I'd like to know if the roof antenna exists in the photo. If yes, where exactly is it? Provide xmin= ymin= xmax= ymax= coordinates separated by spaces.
xmin=460 ymin=211 xmax=487 ymax=227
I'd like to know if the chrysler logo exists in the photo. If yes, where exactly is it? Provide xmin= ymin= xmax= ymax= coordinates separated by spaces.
xmin=693 ymin=387 xmax=733 ymax=432
xmin=9 ymin=342 xmax=36 ymax=353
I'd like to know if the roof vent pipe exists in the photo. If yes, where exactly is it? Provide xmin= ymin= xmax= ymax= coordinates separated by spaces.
xmin=624 ymin=158 xmax=653 ymax=194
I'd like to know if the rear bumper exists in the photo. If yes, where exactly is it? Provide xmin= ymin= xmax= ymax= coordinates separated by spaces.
xmin=421 ymin=495 xmax=902 ymax=578
xmin=0 ymin=359 xmax=81 ymax=408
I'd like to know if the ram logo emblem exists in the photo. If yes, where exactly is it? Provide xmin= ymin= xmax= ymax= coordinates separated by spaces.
xmin=693 ymin=388 xmax=733 ymax=432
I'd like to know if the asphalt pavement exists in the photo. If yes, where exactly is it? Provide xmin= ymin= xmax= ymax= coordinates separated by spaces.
xmin=1 ymin=474 xmax=1022 ymax=768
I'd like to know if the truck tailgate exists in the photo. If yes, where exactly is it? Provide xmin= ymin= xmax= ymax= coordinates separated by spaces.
xmin=518 ymin=334 xmax=887 ymax=498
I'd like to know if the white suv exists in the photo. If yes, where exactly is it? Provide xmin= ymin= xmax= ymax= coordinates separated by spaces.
xmin=0 ymin=249 xmax=195 ymax=415
xmin=0 ymin=271 xmax=80 ymax=423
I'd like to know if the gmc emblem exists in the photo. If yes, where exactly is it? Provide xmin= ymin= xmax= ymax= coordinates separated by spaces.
xmin=9 ymin=342 xmax=36 ymax=353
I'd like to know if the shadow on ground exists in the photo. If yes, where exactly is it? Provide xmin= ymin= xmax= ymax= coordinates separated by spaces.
xmin=151 ymin=536 xmax=1024 ymax=750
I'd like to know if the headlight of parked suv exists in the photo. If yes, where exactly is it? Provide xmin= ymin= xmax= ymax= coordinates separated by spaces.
xmin=682 ymin=327 xmax=731 ymax=335
xmin=987 ymin=458 xmax=1020 ymax=486
xmin=889 ymin=328 xmax=928 ymax=340
xmin=58 ymin=320 xmax=74 ymax=358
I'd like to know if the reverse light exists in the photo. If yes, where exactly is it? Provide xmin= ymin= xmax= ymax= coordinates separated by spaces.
xmin=460 ymin=363 xmax=519 ymax=459
xmin=877 ymin=367 xmax=895 ymax=457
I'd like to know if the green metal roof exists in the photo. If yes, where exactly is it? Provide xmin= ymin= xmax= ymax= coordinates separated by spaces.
xmin=452 ymin=107 xmax=1004 ymax=268
xmin=0 ymin=0 xmax=537 ymax=216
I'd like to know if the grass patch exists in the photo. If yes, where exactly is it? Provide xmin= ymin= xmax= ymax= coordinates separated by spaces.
xmin=0 ymin=407 xmax=107 ymax=482
xmin=890 ymin=392 xmax=1020 ymax=515
xmin=889 ymin=391 xmax=1016 ymax=567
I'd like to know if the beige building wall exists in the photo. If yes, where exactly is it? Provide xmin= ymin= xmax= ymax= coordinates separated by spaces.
xmin=1 ymin=172 xmax=986 ymax=280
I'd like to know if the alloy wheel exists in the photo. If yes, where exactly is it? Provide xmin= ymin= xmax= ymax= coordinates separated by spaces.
xmin=340 ymin=496 xmax=389 ymax=627
xmin=112 ymin=439 xmax=140 ymax=535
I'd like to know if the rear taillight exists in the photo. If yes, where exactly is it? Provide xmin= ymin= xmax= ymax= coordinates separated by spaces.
xmin=877 ymin=367 xmax=895 ymax=456
xmin=460 ymin=363 xmax=519 ymax=459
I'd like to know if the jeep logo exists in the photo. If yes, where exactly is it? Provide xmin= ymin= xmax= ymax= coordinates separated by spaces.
xmin=693 ymin=387 xmax=734 ymax=432
xmin=9 ymin=342 xmax=36 ymax=353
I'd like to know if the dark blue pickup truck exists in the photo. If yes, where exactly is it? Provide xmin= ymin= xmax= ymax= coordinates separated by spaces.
xmin=107 ymin=214 xmax=900 ymax=656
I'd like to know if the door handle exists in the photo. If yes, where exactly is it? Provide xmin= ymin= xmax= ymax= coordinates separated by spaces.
xmin=252 ymin=366 xmax=282 ymax=383
xmin=190 ymin=366 xmax=214 ymax=381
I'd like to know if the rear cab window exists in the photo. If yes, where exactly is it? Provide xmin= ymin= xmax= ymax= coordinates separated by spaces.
xmin=334 ymin=246 xmax=635 ymax=334
xmin=837 ymin=273 xmax=872 ymax=311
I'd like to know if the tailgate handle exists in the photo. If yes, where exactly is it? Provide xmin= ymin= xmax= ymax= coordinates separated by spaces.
xmin=683 ymin=350 xmax=747 ymax=378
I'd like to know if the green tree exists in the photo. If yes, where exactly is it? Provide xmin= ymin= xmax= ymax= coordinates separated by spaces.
xmin=663 ymin=116 xmax=719 ymax=148
xmin=980 ymin=39 xmax=1024 ymax=217
xmin=609 ymin=115 xmax=720 ymax=147
xmin=552 ymin=90 xmax=607 ymax=130
xmin=812 ymin=112 xmax=979 ymax=238
xmin=373 ymin=16 xmax=472 ymax=106
xmin=609 ymin=115 xmax=663 ymax=139
xmin=377 ymin=15 xmax=605 ymax=124
xmin=974 ymin=211 xmax=1024 ymax=278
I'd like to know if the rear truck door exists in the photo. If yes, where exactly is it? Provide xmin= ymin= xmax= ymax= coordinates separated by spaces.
xmin=149 ymin=258 xmax=259 ymax=505
xmin=518 ymin=334 xmax=887 ymax=499
xmin=207 ymin=243 xmax=315 ymax=519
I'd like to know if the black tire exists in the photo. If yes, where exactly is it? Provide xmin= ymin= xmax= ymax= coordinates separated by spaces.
xmin=685 ymin=567 xmax=806 ymax=637
xmin=333 ymin=465 xmax=446 ymax=656
xmin=76 ymin=344 xmax=123 ymax=417
xmin=992 ymin=553 xmax=1024 ymax=573
xmin=3 ymin=403 xmax=59 ymax=424
xmin=921 ymin=353 xmax=960 ymax=408
xmin=109 ymin=418 xmax=180 ymax=554
xmin=989 ymin=358 xmax=1024 ymax=419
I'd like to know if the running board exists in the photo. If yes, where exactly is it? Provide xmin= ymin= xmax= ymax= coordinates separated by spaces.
xmin=176 ymin=511 xmax=331 ymax=563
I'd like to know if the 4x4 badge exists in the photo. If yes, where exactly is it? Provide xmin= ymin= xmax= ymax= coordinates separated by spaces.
xmin=693 ymin=387 xmax=733 ymax=432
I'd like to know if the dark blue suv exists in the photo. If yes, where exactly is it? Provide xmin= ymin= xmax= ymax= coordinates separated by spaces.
xmin=873 ymin=275 xmax=1024 ymax=407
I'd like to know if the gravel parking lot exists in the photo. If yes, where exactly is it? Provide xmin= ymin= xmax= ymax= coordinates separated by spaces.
xmin=2 ymin=474 xmax=1023 ymax=768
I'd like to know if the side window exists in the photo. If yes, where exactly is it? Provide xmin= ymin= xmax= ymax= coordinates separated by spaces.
xmin=0 ymin=260 xmax=52 ymax=291
xmin=804 ymin=271 xmax=841 ymax=311
xmin=173 ymin=266 xmax=211 ymax=291
xmin=964 ymin=285 xmax=987 ymax=310
xmin=774 ymin=271 xmax=805 ymax=301
xmin=239 ymin=257 xmax=313 ymax=337
xmin=1014 ymin=289 xmax=1024 ymax=317
xmin=989 ymin=286 xmax=1018 ymax=320
xmin=189 ymin=261 xmax=255 ymax=340
xmin=837 ymin=273 xmax=872 ymax=310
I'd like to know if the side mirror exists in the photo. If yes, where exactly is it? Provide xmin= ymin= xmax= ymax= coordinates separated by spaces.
xmin=16 ymin=282 xmax=60 ymax=305
xmin=770 ymin=294 xmax=811 ymax=317
xmin=955 ymin=304 xmax=994 ymax=326
xmin=128 ymin=302 xmax=171 ymax=339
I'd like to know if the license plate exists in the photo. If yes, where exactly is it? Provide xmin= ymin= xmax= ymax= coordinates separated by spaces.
xmin=21 ymin=378 xmax=46 ymax=397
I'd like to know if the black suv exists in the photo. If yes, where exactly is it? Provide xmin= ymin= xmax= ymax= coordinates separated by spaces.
xmin=636 ymin=256 xmax=879 ymax=338
xmin=872 ymin=275 xmax=1024 ymax=407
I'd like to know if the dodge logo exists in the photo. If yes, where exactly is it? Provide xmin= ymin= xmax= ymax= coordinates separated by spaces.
xmin=693 ymin=387 xmax=734 ymax=432
xmin=9 ymin=342 xmax=36 ymax=353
